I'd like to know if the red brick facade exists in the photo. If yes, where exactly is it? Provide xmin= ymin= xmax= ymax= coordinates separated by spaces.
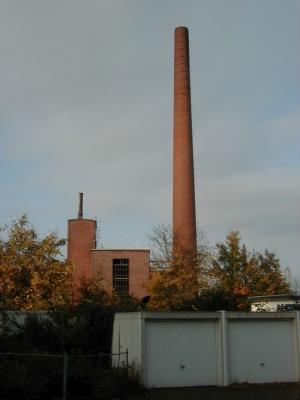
xmin=68 ymin=218 xmax=96 ymax=282
xmin=91 ymin=249 xmax=149 ymax=298
xmin=68 ymin=217 xmax=149 ymax=298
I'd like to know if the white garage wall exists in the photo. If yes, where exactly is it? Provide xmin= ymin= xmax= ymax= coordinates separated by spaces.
xmin=112 ymin=311 xmax=300 ymax=388
xmin=145 ymin=320 xmax=218 ymax=387
xmin=112 ymin=312 xmax=144 ymax=368
xmin=228 ymin=320 xmax=294 ymax=383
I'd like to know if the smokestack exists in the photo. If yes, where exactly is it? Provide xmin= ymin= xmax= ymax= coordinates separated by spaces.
xmin=78 ymin=192 xmax=83 ymax=219
xmin=173 ymin=27 xmax=197 ymax=253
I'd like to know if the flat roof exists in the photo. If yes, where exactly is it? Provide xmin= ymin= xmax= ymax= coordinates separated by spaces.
xmin=91 ymin=248 xmax=150 ymax=252
xmin=249 ymin=294 xmax=300 ymax=302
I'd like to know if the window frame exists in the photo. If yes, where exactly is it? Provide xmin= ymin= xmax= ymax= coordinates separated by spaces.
xmin=112 ymin=258 xmax=129 ymax=294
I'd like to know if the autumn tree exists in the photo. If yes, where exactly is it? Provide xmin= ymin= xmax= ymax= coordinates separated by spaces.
xmin=144 ymin=223 xmax=212 ymax=311
xmin=145 ymin=225 xmax=290 ymax=311
xmin=198 ymin=231 xmax=291 ymax=311
xmin=74 ymin=268 xmax=140 ymax=312
xmin=284 ymin=267 xmax=300 ymax=294
xmin=0 ymin=215 xmax=75 ymax=311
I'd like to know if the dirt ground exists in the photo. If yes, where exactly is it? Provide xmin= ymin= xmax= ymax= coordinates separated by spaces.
xmin=141 ymin=383 xmax=300 ymax=400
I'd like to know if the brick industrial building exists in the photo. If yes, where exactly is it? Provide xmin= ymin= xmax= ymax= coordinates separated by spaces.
xmin=68 ymin=194 xmax=150 ymax=299
xmin=68 ymin=27 xmax=196 ymax=299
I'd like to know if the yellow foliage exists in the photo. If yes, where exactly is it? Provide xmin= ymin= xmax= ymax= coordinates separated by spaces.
xmin=145 ymin=225 xmax=212 ymax=311
xmin=0 ymin=215 xmax=75 ymax=310
xmin=145 ymin=226 xmax=290 ymax=312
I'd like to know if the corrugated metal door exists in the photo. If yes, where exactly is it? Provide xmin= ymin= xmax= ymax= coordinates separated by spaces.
xmin=145 ymin=321 xmax=217 ymax=388
xmin=228 ymin=320 xmax=294 ymax=383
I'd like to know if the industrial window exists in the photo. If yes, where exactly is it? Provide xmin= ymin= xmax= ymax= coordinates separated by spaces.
xmin=113 ymin=259 xmax=129 ymax=294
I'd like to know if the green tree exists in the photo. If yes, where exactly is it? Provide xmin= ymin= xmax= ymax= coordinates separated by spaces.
xmin=0 ymin=214 xmax=75 ymax=310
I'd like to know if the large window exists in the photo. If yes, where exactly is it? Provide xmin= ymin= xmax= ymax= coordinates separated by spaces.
xmin=113 ymin=259 xmax=129 ymax=293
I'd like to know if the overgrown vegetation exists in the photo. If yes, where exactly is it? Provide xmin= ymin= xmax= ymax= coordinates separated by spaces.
xmin=0 ymin=288 xmax=144 ymax=399
xmin=0 ymin=214 xmax=74 ymax=310
xmin=0 ymin=348 xmax=145 ymax=399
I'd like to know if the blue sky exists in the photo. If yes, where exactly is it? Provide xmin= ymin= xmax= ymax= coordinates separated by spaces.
xmin=0 ymin=0 xmax=299 ymax=281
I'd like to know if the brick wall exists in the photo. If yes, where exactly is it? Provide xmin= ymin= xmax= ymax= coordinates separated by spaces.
xmin=68 ymin=219 xmax=96 ymax=282
xmin=91 ymin=249 xmax=150 ymax=299
xmin=173 ymin=26 xmax=197 ymax=251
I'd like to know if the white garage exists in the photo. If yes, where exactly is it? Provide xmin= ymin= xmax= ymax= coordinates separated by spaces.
xmin=112 ymin=311 xmax=300 ymax=388
xmin=145 ymin=320 xmax=218 ymax=387
xmin=228 ymin=319 xmax=295 ymax=383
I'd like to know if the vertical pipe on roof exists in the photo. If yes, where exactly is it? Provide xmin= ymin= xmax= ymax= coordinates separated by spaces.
xmin=78 ymin=192 xmax=83 ymax=219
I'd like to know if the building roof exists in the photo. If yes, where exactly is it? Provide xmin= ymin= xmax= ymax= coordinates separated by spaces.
xmin=249 ymin=294 xmax=300 ymax=302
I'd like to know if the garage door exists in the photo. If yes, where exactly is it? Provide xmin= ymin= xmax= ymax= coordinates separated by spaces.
xmin=228 ymin=320 xmax=294 ymax=383
xmin=145 ymin=321 xmax=217 ymax=388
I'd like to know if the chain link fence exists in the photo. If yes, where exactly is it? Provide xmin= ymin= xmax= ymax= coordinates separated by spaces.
xmin=0 ymin=349 xmax=128 ymax=400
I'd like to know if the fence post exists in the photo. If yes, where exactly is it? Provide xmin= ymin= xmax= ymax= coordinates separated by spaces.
xmin=126 ymin=348 xmax=128 ymax=380
xmin=63 ymin=353 xmax=68 ymax=400
xmin=220 ymin=311 xmax=229 ymax=387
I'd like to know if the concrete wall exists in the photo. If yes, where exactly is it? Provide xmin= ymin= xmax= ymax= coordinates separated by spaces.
xmin=0 ymin=311 xmax=49 ymax=333
xmin=112 ymin=311 xmax=300 ymax=388
xmin=250 ymin=294 xmax=300 ymax=311
xmin=252 ymin=300 xmax=288 ymax=311
xmin=112 ymin=312 xmax=144 ymax=368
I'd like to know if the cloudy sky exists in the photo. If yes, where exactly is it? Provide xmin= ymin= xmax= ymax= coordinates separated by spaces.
xmin=1 ymin=1 xmax=299 ymax=279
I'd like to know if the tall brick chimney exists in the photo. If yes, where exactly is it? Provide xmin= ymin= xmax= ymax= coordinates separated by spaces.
xmin=173 ymin=27 xmax=197 ymax=254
